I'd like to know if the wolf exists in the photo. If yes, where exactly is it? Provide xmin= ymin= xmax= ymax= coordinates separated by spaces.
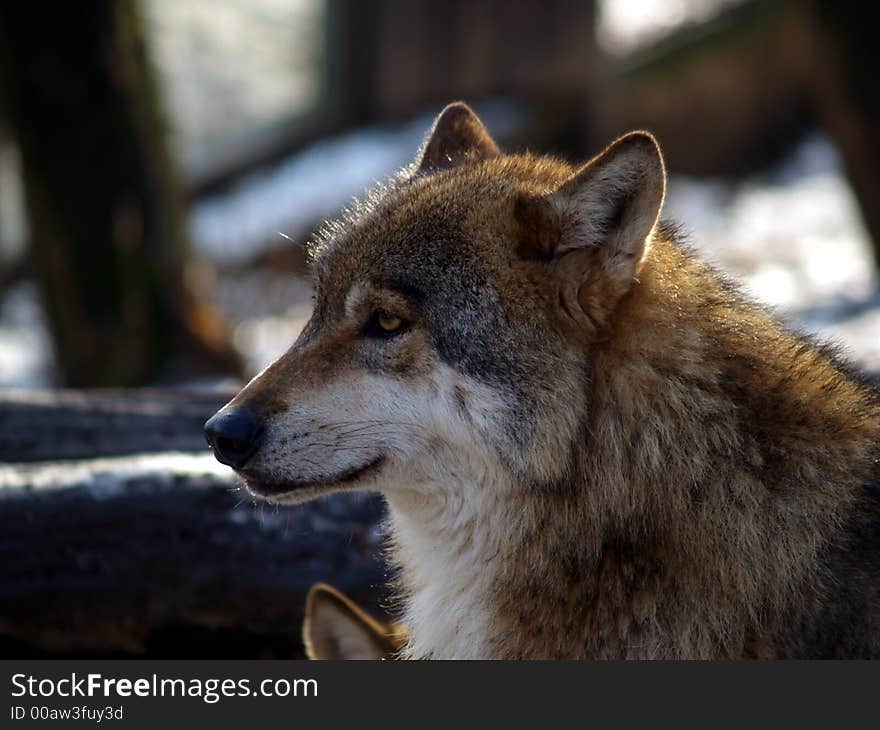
xmin=303 ymin=583 xmax=405 ymax=660
xmin=205 ymin=102 xmax=880 ymax=659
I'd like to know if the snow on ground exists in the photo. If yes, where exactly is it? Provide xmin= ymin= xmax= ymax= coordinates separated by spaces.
xmin=0 ymin=282 xmax=53 ymax=388
xmin=666 ymin=134 xmax=875 ymax=310
xmin=0 ymin=451 xmax=232 ymax=494
xmin=190 ymin=117 xmax=431 ymax=267
xmin=665 ymin=133 xmax=880 ymax=370
xmin=189 ymin=99 xmax=524 ymax=266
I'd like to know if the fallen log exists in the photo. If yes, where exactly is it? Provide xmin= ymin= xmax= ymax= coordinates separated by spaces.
xmin=0 ymin=387 xmax=237 ymax=462
xmin=0 ymin=453 xmax=389 ymax=658
xmin=0 ymin=387 xmax=390 ymax=658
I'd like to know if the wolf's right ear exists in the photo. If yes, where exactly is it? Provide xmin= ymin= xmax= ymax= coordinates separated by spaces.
xmin=303 ymin=584 xmax=397 ymax=660
xmin=516 ymin=131 xmax=665 ymax=336
xmin=415 ymin=102 xmax=500 ymax=173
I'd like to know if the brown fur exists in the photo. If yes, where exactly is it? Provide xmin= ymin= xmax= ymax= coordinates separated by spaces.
xmin=209 ymin=103 xmax=880 ymax=659
xmin=486 ymin=234 xmax=880 ymax=658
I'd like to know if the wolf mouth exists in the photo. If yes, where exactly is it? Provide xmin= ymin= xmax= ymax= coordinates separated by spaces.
xmin=238 ymin=455 xmax=386 ymax=498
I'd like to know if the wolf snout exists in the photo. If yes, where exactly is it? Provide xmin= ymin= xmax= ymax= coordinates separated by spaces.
xmin=204 ymin=407 xmax=263 ymax=469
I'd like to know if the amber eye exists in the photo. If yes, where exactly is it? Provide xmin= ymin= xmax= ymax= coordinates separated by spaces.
xmin=377 ymin=313 xmax=402 ymax=332
xmin=365 ymin=310 xmax=407 ymax=338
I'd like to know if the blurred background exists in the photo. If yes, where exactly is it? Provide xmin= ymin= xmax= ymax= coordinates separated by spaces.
xmin=0 ymin=0 xmax=878 ymax=657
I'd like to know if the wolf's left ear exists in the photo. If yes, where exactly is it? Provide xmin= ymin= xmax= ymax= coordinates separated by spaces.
xmin=517 ymin=131 xmax=665 ymax=335
xmin=416 ymin=102 xmax=500 ymax=173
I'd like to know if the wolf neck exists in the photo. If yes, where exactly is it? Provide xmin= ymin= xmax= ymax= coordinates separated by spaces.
xmin=386 ymin=471 xmax=518 ymax=660
xmin=389 ymin=237 xmax=878 ymax=659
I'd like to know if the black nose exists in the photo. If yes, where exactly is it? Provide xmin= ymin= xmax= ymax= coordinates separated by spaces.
xmin=204 ymin=409 xmax=262 ymax=469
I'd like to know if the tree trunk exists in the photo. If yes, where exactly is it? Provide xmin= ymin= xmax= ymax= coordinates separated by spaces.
xmin=0 ymin=387 xmax=237 ymax=462
xmin=0 ymin=0 xmax=239 ymax=386
xmin=794 ymin=1 xmax=880 ymax=270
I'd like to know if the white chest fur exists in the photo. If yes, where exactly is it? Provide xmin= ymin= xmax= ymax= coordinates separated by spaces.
xmin=387 ymin=483 xmax=513 ymax=660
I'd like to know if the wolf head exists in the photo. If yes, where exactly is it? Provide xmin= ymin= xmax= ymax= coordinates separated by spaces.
xmin=205 ymin=103 xmax=666 ymax=504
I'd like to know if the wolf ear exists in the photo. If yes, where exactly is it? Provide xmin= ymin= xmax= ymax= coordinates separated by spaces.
xmin=416 ymin=102 xmax=500 ymax=173
xmin=517 ymin=131 xmax=665 ymax=335
xmin=303 ymin=584 xmax=396 ymax=660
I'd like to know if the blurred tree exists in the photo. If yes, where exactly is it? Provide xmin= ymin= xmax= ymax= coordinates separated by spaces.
xmin=324 ymin=0 xmax=597 ymax=140
xmin=0 ymin=0 xmax=239 ymax=386
xmin=592 ymin=0 xmax=880 ymax=272
xmin=599 ymin=0 xmax=811 ymax=177
xmin=797 ymin=0 xmax=880 ymax=270
xmin=195 ymin=0 xmax=598 ymax=198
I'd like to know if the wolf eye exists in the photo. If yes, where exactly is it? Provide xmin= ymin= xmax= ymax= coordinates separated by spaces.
xmin=378 ymin=313 xmax=402 ymax=331
xmin=365 ymin=310 xmax=406 ymax=338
